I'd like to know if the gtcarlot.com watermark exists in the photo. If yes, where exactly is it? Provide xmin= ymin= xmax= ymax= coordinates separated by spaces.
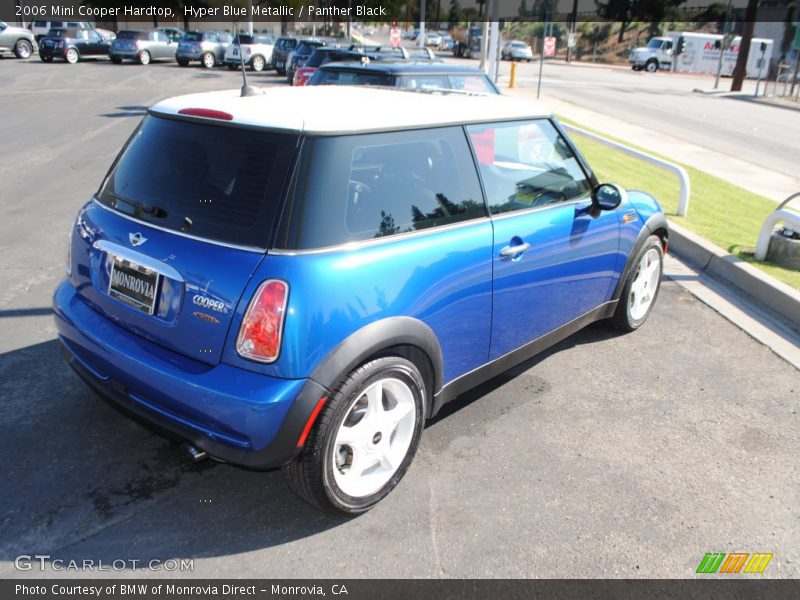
xmin=15 ymin=554 xmax=194 ymax=572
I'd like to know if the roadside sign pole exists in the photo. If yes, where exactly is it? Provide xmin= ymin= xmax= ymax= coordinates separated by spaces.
xmin=714 ymin=0 xmax=732 ymax=89
xmin=419 ymin=0 xmax=426 ymax=48
xmin=754 ymin=45 xmax=766 ymax=97
xmin=247 ymin=0 xmax=253 ymax=35
xmin=537 ymin=23 xmax=546 ymax=99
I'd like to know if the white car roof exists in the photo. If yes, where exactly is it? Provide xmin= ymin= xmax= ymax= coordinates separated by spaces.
xmin=149 ymin=86 xmax=552 ymax=135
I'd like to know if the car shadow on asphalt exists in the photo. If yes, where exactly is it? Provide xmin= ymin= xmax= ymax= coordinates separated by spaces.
xmin=0 ymin=324 xmax=618 ymax=565
xmin=99 ymin=106 xmax=149 ymax=118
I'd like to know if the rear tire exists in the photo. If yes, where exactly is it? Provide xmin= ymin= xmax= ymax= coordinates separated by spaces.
xmin=612 ymin=235 xmax=664 ymax=332
xmin=177 ymin=58 xmax=189 ymax=66
xmin=283 ymin=357 xmax=426 ymax=516
xmin=202 ymin=51 xmax=215 ymax=68
xmin=251 ymin=54 xmax=265 ymax=72
xmin=65 ymin=47 xmax=79 ymax=64
xmin=14 ymin=39 xmax=33 ymax=59
xmin=110 ymin=56 xmax=123 ymax=64
xmin=40 ymin=54 xmax=53 ymax=63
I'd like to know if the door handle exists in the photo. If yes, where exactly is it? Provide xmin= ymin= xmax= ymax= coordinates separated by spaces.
xmin=499 ymin=242 xmax=531 ymax=258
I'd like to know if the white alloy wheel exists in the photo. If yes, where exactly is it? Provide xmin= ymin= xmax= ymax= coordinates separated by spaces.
xmin=628 ymin=248 xmax=661 ymax=321
xmin=138 ymin=50 xmax=151 ymax=65
xmin=202 ymin=52 xmax=215 ymax=68
xmin=332 ymin=377 xmax=416 ymax=498
xmin=65 ymin=48 xmax=79 ymax=64
xmin=251 ymin=55 xmax=265 ymax=71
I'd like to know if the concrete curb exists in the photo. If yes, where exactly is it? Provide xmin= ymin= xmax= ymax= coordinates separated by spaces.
xmin=667 ymin=219 xmax=800 ymax=326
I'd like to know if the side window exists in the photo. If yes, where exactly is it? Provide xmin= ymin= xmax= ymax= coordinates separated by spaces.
xmin=277 ymin=128 xmax=486 ymax=249
xmin=466 ymin=120 xmax=592 ymax=215
xmin=51 ymin=21 xmax=64 ymax=28
xmin=664 ymin=40 xmax=673 ymax=50
xmin=397 ymin=75 xmax=449 ymax=91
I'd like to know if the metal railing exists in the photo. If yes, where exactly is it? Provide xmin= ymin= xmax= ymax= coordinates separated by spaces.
xmin=755 ymin=192 xmax=800 ymax=262
xmin=562 ymin=124 xmax=692 ymax=217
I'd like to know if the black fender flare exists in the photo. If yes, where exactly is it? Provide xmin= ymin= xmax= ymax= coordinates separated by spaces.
xmin=309 ymin=317 xmax=444 ymax=409
xmin=611 ymin=212 xmax=669 ymax=302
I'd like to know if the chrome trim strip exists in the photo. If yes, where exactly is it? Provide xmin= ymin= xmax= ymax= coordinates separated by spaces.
xmin=487 ymin=197 xmax=593 ymax=222
xmin=268 ymin=216 xmax=493 ymax=256
xmin=92 ymin=198 xmax=266 ymax=254
xmin=94 ymin=240 xmax=184 ymax=282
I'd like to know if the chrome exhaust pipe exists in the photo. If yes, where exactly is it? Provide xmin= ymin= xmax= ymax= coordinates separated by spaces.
xmin=183 ymin=444 xmax=208 ymax=462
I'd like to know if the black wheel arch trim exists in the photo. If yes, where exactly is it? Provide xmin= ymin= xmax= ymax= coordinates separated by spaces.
xmin=308 ymin=316 xmax=444 ymax=414
xmin=611 ymin=212 xmax=668 ymax=303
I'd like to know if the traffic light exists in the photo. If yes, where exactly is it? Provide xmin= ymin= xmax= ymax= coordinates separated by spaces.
xmin=714 ymin=40 xmax=721 ymax=50
xmin=760 ymin=42 xmax=767 ymax=52
xmin=677 ymin=37 xmax=686 ymax=55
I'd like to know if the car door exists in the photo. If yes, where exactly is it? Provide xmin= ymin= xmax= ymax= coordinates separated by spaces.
xmin=466 ymin=119 xmax=620 ymax=360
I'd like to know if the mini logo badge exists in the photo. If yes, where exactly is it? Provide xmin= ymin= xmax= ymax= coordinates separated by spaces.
xmin=129 ymin=232 xmax=147 ymax=247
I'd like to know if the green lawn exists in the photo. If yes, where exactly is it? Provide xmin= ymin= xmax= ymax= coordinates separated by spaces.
xmin=559 ymin=117 xmax=800 ymax=290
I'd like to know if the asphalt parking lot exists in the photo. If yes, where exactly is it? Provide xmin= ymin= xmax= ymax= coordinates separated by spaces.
xmin=1 ymin=58 xmax=798 ymax=579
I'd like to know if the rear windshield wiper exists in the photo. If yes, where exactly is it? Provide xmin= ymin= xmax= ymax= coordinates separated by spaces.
xmin=107 ymin=192 xmax=168 ymax=219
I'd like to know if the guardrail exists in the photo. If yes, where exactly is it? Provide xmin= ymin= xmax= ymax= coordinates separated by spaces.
xmin=754 ymin=192 xmax=800 ymax=261
xmin=562 ymin=124 xmax=691 ymax=217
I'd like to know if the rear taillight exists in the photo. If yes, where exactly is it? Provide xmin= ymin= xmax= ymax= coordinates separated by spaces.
xmin=236 ymin=280 xmax=288 ymax=363
xmin=294 ymin=67 xmax=315 ymax=86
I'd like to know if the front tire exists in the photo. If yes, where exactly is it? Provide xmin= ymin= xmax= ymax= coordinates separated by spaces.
xmin=110 ymin=55 xmax=123 ymax=64
xmin=137 ymin=50 xmax=151 ymax=65
xmin=176 ymin=58 xmax=189 ymax=66
xmin=65 ymin=48 xmax=79 ymax=64
xmin=283 ymin=357 xmax=426 ymax=516
xmin=14 ymin=39 xmax=33 ymax=59
xmin=612 ymin=235 xmax=664 ymax=332
xmin=645 ymin=59 xmax=658 ymax=73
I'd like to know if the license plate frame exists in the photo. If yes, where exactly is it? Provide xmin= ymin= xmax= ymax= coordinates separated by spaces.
xmin=108 ymin=255 xmax=161 ymax=315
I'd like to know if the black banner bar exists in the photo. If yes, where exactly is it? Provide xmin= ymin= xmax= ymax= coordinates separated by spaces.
xmin=4 ymin=580 xmax=800 ymax=600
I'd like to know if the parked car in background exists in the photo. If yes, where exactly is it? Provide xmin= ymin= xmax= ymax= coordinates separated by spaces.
xmin=224 ymin=33 xmax=274 ymax=71
xmin=0 ymin=20 xmax=35 ymax=58
xmin=501 ymin=40 xmax=533 ymax=61
xmin=285 ymin=39 xmax=327 ymax=83
xmin=28 ymin=20 xmax=113 ymax=43
xmin=176 ymin=30 xmax=231 ymax=68
xmin=440 ymin=35 xmax=455 ymax=52
xmin=54 ymin=85 xmax=666 ymax=516
xmin=39 ymin=27 xmax=110 ymax=63
xmin=109 ymin=29 xmax=182 ymax=65
xmin=292 ymin=47 xmax=371 ymax=86
xmin=271 ymin=35 xmax=299 ymax=74
xmin=426 ymin=32 xmax=442 ymax=47
xmin=308 ymin=62 xmax=501 ymax=95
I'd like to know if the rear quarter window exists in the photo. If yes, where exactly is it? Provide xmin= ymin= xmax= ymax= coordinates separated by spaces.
xmin=276 ymin=127 xmax=486 ymax=249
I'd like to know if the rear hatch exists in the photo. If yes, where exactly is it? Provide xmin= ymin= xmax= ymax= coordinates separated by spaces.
xmin=72 ymin=114 xmax=297 ymax=366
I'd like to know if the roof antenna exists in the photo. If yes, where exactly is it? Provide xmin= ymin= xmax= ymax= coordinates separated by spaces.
xmin=236 ymin=19 xmax=262 ymax=97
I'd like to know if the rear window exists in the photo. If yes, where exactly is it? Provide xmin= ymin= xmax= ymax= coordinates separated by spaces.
xmin=47 ymin=29 xmax=73 ymax=39
xmin=184 ymin=32 xmax=202 ymax=42
xmin=276 ymin=128 xmax=485 ymax=249
xmin=310 ymin=69 xmax=390 ymax=86
xmin=97 ymin=116 xmax=297 ymax=248
xmin=233 ymin=34 xmax=253 ymax=44
xmin=276 ymin=38 xmax=297 ymax=50
xmin=117 ymin=31 xmax=145 ymax=40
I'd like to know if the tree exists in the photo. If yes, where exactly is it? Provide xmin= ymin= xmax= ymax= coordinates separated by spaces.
xmin=448 ymin=0 xmax=461 ymax=28
xmin=596 ymin=0 xmax=632 ymax=43
xmin=518 ymin=0 xmax=528 ymax=17
xmin=731 ymin=0 xmax=758 ymax=92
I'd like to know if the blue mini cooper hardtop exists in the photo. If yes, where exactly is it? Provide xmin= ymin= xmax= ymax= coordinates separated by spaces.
xmin=54 ymin=86 xmax=667 ymax=514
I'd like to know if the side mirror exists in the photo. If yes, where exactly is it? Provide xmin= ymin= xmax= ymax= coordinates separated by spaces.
xmin=591 ymin=183 xmax=626 ymax=211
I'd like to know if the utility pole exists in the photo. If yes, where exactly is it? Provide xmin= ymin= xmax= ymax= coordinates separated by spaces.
xmin=731 ymin=0 xmax=758 ymax=92
xmin=419 ymin=0 xmax=426 ymax=47
xmin=537 ymin=2 xmax=550 ymax=99
xmin=488 ymin=0 xmax=500 ymax=81
xmin=567 ymin=0 xmax=577 ymax=63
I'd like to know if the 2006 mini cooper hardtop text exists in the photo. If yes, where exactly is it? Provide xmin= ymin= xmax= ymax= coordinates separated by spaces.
xmin=54 ymin=86 xmax=667 ymax=515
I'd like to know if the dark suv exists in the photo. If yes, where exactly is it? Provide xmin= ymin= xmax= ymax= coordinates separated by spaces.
xmin=308 ymin=61 xmax=502 ymax=95
xmin=292 ymin=47 xmax=373 ymax=86
xmin=271 ymin=35 xmax=298 ymax=74
xmin=39 ymin=27 xmax=110 ymax=63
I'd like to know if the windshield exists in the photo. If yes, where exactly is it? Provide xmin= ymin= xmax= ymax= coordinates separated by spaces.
xmin=647 ymin=39 xmax=665 ymax=49
xmin=97 ymin=116 xmax=297 ymax=248
xmin=511 ymin=41 xmax=527 ymax=48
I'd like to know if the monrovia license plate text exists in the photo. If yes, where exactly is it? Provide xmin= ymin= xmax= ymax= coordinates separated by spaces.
xmin=108 ymin=256 xmax=160 ymax=314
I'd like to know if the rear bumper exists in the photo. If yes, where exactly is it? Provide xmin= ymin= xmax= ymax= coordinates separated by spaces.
xmin=110 ymin=49 xmax=138 ymax=59
xmin=53 ymin=280 xmax=327 ymax=470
